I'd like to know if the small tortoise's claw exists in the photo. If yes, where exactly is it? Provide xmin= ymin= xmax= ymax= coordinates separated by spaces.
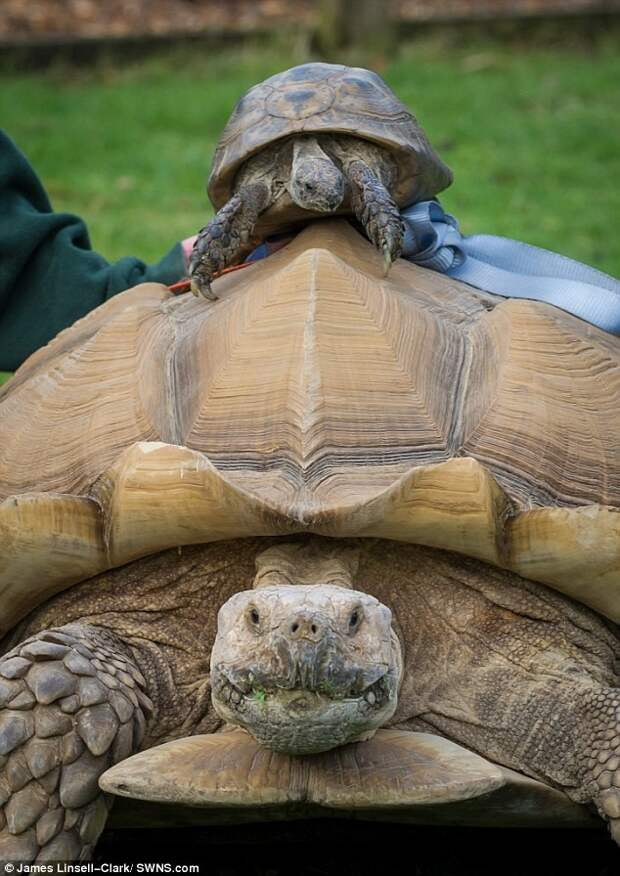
xmin=190 ymin=276 xmax=218 ymax=301
xmin=383 ymin=245 xmax=393 ymax=277
xmin=381 ymin=225 xmax=403 ymax=277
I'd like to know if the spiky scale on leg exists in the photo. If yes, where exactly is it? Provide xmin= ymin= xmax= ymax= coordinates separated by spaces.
xmin=189 ymin=181 xmax=271 ymax=300
xmin=345 ymin=159 xmax=404 ymax=275
xmin=0 ymin=625 xmax=150 ymax=863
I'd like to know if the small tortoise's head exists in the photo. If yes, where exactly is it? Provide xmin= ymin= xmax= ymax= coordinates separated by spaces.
xmin=211 ymin=541 xmax=402 ymax=755
xmin=287 ymin=137 xmax=346 ymax=214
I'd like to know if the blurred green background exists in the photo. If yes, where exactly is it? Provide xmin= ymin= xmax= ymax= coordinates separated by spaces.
xmin=0 ymin=29 xmax=619 ymax=386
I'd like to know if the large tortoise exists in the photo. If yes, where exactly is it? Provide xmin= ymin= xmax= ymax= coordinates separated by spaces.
xmin=1 ymin=221 xmax=620 ymax=861
xmin=189 ymin=62 xmax=452 ymax=297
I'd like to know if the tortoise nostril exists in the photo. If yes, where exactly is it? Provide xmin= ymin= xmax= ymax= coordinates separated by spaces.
xmin=287 ymin=614 xmax=323 ymax=640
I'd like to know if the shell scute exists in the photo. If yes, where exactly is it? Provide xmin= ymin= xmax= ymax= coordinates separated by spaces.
xmin=266 ymin=83 xmax=335 ymax=120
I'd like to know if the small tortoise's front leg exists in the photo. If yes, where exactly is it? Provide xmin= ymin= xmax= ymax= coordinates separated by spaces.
xmin=0 ymin=624 xmax=151 ymax=863
xmin=344 ymin=160 xmax=404 ymax=275
xmin=189 ymin=181 xmax=271 ymax=300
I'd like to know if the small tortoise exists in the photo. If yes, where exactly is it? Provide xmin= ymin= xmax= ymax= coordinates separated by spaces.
xmin=189 ymin=62 xmax=452 ymax=298
xmin=1 ymin=222 xmax=620 ymax=861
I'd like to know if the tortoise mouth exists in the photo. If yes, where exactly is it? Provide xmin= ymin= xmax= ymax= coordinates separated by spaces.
xmin=214 ymin=670 xmax=393 ymax=712
xmin=211 ymin=668 xmax=399 ymax=755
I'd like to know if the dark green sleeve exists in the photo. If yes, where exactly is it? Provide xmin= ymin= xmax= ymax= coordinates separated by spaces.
xmin=0 ymin=130 xmax=186 ymax=371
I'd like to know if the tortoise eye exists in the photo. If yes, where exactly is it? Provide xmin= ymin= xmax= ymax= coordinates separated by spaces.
xmin=348 ymin=608 xmax=362 ymax=632
xmin=249 ymin=608 xmax=260 ymax=625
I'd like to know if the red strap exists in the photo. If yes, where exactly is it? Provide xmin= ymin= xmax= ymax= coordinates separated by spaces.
xmin=168 ymin=279 xmax=191 ymax=293
xmin=168 ymin=261 xmax=255 ymax=295
xmin=168 ymin=234 xmax=294 ymax=295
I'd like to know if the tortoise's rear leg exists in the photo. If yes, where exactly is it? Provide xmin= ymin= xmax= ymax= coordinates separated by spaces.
xmin=0 ymin=624 xmax=151 ymax=863
xmin=189 ymin=181 xmax=271 ymax=299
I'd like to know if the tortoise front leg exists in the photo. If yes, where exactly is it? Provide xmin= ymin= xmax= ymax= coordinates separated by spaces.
xmin=189 ymin=181 xmax=271 ymax=300
xmin=344 ymin=160 xmax=404 ymax=275
xmin=0 ymin=624 xmax=151 ymax=863
xmin=402 ymin=676 xmax=620 ymax=847
xmin=578 ymin=687 xmax=620 ymax=845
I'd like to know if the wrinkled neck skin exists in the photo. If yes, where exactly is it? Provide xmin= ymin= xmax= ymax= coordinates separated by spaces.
xmin=210 ymin=542 xmax=403 ymax=754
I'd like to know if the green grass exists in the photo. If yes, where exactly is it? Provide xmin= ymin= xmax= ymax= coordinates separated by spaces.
xmin=0 ymin=36 xmax=618 ymax=390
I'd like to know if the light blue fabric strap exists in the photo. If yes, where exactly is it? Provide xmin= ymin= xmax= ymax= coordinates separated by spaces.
xmin=401 ymin=200 xmax=620 ymax=335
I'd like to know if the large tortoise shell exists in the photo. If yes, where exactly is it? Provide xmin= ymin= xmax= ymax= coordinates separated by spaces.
xmin=208 ymin=63 xmax=453 ymax=209
xmin=2 ymin=221 xmax=620 ymax=631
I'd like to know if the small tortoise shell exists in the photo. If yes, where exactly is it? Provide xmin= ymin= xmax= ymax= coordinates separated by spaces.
xmin=208 ymin=63 xmax=453 ymax=210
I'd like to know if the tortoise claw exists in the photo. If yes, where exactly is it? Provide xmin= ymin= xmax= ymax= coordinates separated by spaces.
xmin=190 ymin=277 xmax=218 ymax=301
xmin=383 ymin=245 xmax=393 ymax=277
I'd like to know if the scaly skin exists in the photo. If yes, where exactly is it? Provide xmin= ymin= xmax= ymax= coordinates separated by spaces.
xmin=580 ymin=688 xmax=620 ymax=843
xmin=189 ymin=181 xmax=270 ymax=300
xmin=0 ymin=624 xmax=150 ymax=863
xmin=360 ymin=540 xmax=620 ymax=842
xmin=345 ymin=159 xmax=404 ymax=273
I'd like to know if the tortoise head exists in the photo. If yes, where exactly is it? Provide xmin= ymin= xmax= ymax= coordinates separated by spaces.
xmin=210 ymin=541 xmax=402 ymax=754
xmin=287 ymin=136 xmax=346 ymax=214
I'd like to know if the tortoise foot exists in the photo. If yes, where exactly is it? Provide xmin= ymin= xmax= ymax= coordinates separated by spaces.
xmin=346 ymin=159 xmax=403 ymax=274
xmin=189 ymin=181 xmax=271 ymax=300
xmin=0 ymin=625 xmax=151 ymax=863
